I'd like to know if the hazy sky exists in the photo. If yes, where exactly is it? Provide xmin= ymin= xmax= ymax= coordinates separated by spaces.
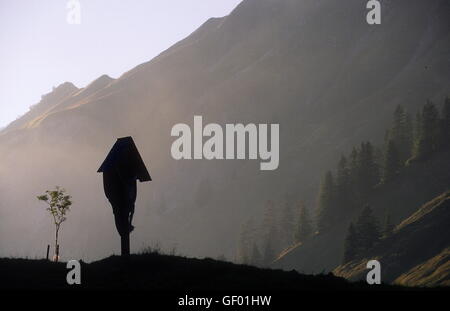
xmin=0 ymin=0 xmax=242 ymax=127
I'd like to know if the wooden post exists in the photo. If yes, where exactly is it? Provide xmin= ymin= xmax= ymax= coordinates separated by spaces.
xmin=55 ymin=244 xmax=60 ymax=262
xmin=46 ymin=244 xmax=50 ymax=261
xmin=121 ymin=233 xmax=130 ymax=256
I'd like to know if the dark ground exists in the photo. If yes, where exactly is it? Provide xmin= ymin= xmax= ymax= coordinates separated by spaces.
xmin=0 ymin=253 xmax=447 ymax=309
xmin=0 ymin=253 xmax=397 ymax=290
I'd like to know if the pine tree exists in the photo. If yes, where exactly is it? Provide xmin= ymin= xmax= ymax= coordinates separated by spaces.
xmin=279 ymin=203 xmax=295 ymax=248
xmin=336 ymin=155 xmax=353 ymax=215
xmin=382 ymin=139 xmax=401 ymax=183
xmin=348 ymin=147 xmax=360 ymax=204
xmin=374 ymin=146 xmax=384 ymax=175
xmin=413 ymin=111 xmax=422 ymax=152
xmin=388 ymin=105 xmax=413 ymax=164
xmin=262 ymin=237 xmax=275 ymax=266
xmin=343 ymin=223 xmax=358 ymax=263
xmin=294 ymin=204 xmax=313 ymax=243
xmin=237 ymin=220 xmax=252 ymax=264
xmin=414 ymin=111 xmax=422 ymax=137
xmin=250 ymin=243 xmax=262 ymax=267
xmin=356 ymin=142 xmax=379 ymax=200
xmin=414 ymin=101 xmax=440 ymax=159
xmin=317 ymin=171 xmax=335 ymax=233
xmin=337 ymin=156 xmax=350 ymax=188
xmin=404 ymin=112 xmax=414 ymax=157
xmin=261 ymin=201 xmax=280 ymax=258
xmin=349 ymin=147 xmax=359 ymax=174
xmin=365 ymin=142 xmax=379 ymax=186
xmin=383 ymin=212 xmax=394 ymax=237
xmin=355 ymin=205 xmax=381 ymax=251
xmin=439 ymin=97 xmax=450 ymax=150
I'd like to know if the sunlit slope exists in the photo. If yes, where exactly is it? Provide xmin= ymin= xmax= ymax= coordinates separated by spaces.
xmin=332 ymin=191 xmax=450 ymax=286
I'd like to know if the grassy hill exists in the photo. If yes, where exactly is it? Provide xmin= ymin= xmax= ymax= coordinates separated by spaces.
xmin=394 ymin=247 xmax=450 ymax=287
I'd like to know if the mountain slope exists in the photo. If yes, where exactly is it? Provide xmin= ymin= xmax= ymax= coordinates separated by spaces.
xmin=3 ymin=82 xmax=79 ymax=133
xmin=394 ymin=247 xmax=450 ymax=287
xmin=273 ymin=150 xmax=450 ymax=273
xmin=0 ymin=0 xmax=449 ymax=262
xmin=332 ymin=191 xmax=450 ymax=286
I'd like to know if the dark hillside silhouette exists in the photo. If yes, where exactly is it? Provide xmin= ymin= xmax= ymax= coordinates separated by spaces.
xmin=0 ymin=253 xmax=424 ymax=291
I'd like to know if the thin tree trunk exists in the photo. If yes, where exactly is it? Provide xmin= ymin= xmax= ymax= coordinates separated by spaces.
xmin=55 ymin=225 xmax=59 ymax=262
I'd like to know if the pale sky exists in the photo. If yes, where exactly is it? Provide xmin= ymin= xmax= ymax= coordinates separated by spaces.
xmin=0 ymin=0 xmax=242 ymax=127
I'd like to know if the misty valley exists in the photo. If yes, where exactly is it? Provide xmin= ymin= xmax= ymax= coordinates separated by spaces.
xmin=171 ymin=116 xmax=279 ymax=170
